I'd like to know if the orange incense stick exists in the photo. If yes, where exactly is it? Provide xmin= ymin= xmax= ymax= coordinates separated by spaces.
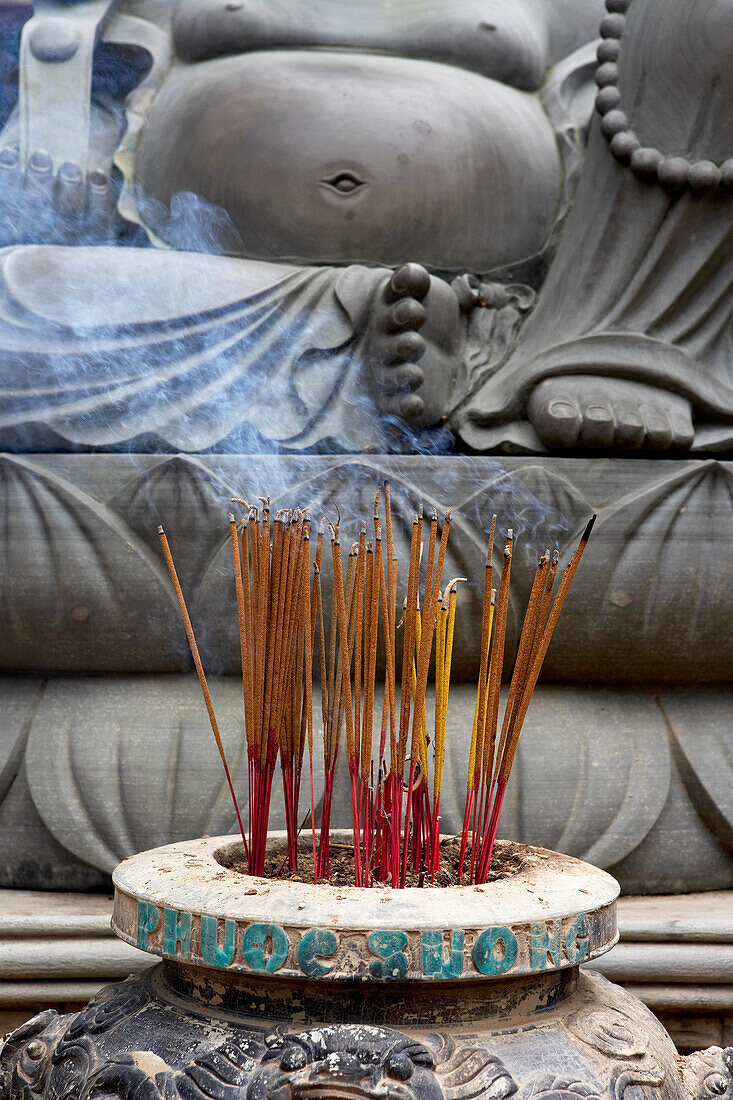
xmin=158 ymin=525 xmax=248 ymax=857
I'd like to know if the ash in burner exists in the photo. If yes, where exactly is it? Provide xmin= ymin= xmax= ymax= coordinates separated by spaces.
xmin=218 ymin=836 xmax=530 ymax=888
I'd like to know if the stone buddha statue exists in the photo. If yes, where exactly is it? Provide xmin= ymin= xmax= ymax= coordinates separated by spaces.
xmin=3 ymin=0 xmax=730 ymax=454
xmin=0 ymin=0 xmax=732 ymax=899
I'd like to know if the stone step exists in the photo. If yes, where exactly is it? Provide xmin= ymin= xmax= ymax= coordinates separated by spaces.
xmin=593 ymin=943 xmax=733 ymax=985
xmin=614 ymin=891 xmax=733 ymax=942
xmin=0 ymin=936 xmax=150 ymax=981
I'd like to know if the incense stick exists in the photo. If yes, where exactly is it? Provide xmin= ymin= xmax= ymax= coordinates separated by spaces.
xmin=158 ymin=525 xmax=248 ymax=858
xmin=158 ymin=497 xmax=594 ymax=888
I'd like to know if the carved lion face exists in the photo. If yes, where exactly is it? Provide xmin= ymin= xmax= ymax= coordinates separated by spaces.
xmin=248 ymin=1026 xmax=444 ymax=1100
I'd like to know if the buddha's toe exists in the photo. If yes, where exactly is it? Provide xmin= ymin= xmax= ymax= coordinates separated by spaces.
xmin=529 ymin=391 xmax=582 ymax=448
xmin=636 ymin=395 xmax=694 ymax=450
xmin=386 ymin=297 xmax=427 ymax=333
xmin=385 ymin=263 xmax=431 ymax=304
xmin=383 ymin=364 xmax=426 ymax=395
xmin=662 ymin=406 xmax=695 ymax=451
xmin=380 ymin=264 xmax=431 ymax=383
xmin=614 ymin=404 xmax=645 ymax=450
xmin=383 ymin=264 xmax=431 ymax=343
xmin=381 ymin=393 xmax=426 ymax=423
xmin=380 ymin=362 xmax=427 ymax=422
xmin=389 ymin=331 xmax=426 ymax=364
xmin=578 ymin=399 xmax=615 ymax=448
xmin=643 ymin=410 xmax=673 ymax=450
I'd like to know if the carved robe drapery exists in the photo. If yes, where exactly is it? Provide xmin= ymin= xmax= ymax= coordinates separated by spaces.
xmin=457 ymin=0 xmax=733 ymax=452
xmin=0 ymin=246 xmax=384 ymax=453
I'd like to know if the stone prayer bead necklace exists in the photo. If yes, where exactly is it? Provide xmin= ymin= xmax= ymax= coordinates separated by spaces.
xmin=594 ymin=0 xmax=733 ymax=193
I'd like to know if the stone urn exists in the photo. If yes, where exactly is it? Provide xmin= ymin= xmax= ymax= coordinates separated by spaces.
xmin=2 ymin=836 xmax=731 ymax=1100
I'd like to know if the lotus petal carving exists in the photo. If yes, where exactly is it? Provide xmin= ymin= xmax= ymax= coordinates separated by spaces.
xmin=541 ymin=462 xmax=733 ymax=683
xmin=659 ymin=689 xmax=733 ymax=853
xmin=0 ymin=456 xmax=183 ymax=671
xmin=25 ymin=675 xmax=250 ymax=871
xmin=490 ymin=685 xmax=671 ymax=868
xmin=112 ymin=455 xmax=240 ymax=593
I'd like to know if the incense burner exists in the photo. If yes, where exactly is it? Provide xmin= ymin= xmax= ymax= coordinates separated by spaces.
xmin=2 ymin=837 xmax=731 ymax=1100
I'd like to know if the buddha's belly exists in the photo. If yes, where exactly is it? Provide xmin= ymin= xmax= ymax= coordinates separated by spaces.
xmin=136 ymin=50 xmax=562 ymax=273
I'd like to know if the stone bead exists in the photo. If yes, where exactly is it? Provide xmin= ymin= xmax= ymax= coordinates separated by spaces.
xmin=610 ymin=131 xmax=640 ymax=162
xmin=688 ymin=160 xmax=722 ymax=192
xmin=600 ymin=110 xmax=628 ymax=138
xmin=720 ymin=159 xmax=733 ymax=188
xmin=657 ymin=157 xmax=690 ymax=189
xmin=596 ymin=86 xmax=622 ymax=114
xmin=595 ymin=62 xmax=619 ymax=88
xmin=597 ymin=39 xmax=621 ymax=63
xmin=600 ymin=13 xmax=626 ymax=38
xmin=606 ymin=0 xmax=630 ymax=11
xmin=630 ymin=147 xmax=663 ymax=178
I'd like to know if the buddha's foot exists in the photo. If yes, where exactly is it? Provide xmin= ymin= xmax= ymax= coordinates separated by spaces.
xmin=528 ymin=377 xmax=694 ymax=452
xmin=366 ymin=263 xmax=464 ymax=429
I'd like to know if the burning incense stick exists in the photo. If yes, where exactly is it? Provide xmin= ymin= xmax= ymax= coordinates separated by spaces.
xmin=158 ymin=492 xmax=594 ymax=889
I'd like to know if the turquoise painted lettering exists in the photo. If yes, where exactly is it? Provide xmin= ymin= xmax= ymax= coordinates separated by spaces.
xmin=136 ymin=900 xmax=159 ymax=949
xmin=472 ymin=926 xmax=518 ymax=975
xmin=200 ymin=914 xmax=236 ymax=969
xmin=565 ymin=914 xmax=590 ymax=963
xmin=421 ymin=930 xmax=464 ymax=979
xmin=298 ymin=928 xmax=339 ymax=977
xmin=530 ymin=920 xmax=563 ymax=970
xmin=368 ymin=930 xmax=409 ymax=979
xmin=163 ymin=908 xmax=191 ymax=959
xmin=241 ymin=923 xmax=288 ymax=973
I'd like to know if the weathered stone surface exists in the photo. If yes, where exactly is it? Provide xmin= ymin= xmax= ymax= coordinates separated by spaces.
xmin=0 ymin=676 xmax=731 ymax=894
xmin=112 ymin=835 xmax=618 ymax=981
xmin=614 ymin=891 xmax=733 ymax=943
xmin=595 ymin=945 xmax=733 ymax=985
xmin=0 ymin=938 xmax=147 ymax=981
xmin=0 ymin=677 xmax=108 ymax=891
xmin=0 ymin=452 xmax=732 ymax=892
xmin=0 ymin=454 xmax=731 ymax=893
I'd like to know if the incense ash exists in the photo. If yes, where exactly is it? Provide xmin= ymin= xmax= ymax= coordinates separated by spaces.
xmin=158 ymin=485 xmax=595 ymax=889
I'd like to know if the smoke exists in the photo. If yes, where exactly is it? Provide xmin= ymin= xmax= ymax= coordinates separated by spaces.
xmin=0 ymin=168 xmax=474 ymax=462
xmin=134 ymin=187 xmax=244 ymax=256
xmin=0 ymin=25 xmax=549 ymax=466
xmin=0 ymin=25 xmax=573 ymax=671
